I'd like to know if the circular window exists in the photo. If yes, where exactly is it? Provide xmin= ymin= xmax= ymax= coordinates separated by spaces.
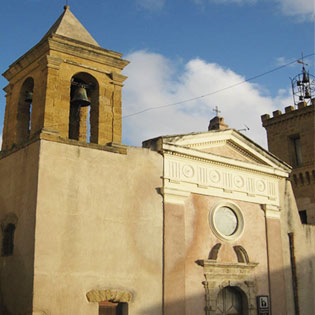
xmin=209 ymin=202 xmax=244 ymax=241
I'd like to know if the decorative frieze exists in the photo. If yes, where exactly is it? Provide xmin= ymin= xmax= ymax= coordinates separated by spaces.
xmin=164 ymin=155 xmax=280 ymax=205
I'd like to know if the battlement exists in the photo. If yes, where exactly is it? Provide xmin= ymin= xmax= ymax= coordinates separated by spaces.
xmin=261 ymin=99 xmax=315 ymax=127
xmin=261 ymin=97 xmax=315 ymax=224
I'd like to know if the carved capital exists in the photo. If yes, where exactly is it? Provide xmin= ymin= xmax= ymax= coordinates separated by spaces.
xmin=110 ymin=72 xmax=128 ymax=86
xmin=263 ymin=204 xmax=281 ymax=219
xmin=162 ymin=187 xmax=190 ymax=205
xmin=38 ymin=55 xmax=63 ymax=70
xmin=3 ymin=85 xmax=12 ymax=96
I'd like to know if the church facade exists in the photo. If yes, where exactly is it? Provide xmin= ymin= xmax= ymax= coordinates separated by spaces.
xmin=0 ymin=6 xmax=314 ymax=315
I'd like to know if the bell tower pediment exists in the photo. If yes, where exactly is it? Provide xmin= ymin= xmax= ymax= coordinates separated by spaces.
xmin=1 ymin=6 xmax=129 ymax=152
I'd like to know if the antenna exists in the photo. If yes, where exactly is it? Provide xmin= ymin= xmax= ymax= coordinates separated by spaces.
xmin=238 ymin=124 xmax=250 ymax=132
xmin=290 ymin=53 xmax=314 ymax=107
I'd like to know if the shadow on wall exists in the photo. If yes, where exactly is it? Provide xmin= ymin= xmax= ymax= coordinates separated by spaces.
xmin=138 ymin=255 xmax=315 ymax=315
xmin=0 ymin=247 xmax=35 ymax=315
xmin=0 ymin=238 xmax=313 ymax=314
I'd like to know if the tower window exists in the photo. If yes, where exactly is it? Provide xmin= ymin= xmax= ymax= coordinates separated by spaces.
xmin=2 ymin=223 xmax=16 ymax=256
xmin=290 ymin=135 xmax=303 ymax=167
xmin=299 ymin=210 xmax=307 ymax=224
xmin=99 ymin=301 xmax=128 ymax=315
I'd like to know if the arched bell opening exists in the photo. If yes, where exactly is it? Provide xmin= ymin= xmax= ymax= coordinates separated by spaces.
xmin=216 ymin=286 xmax=249 ymax=315
xmin=69 ymin=72 xmax=99 ymax=143
xmin=17 ymin=77 xmax=34 ymax=144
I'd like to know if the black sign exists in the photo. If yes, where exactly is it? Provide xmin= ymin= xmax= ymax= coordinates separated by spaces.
xmin=257 ymin=295 xmax=270 ymax=315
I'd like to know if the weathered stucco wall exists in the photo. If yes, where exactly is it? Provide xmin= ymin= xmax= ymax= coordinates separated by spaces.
xmin=164 ymin=195 xmax=279 ymax=315
xmin=0 ymin=142 xmax=40 ymax=314
xmin=32 ymin=140 xmax=163 ymax=315
xmin=279 ymin=179 xmax=315 ymax=315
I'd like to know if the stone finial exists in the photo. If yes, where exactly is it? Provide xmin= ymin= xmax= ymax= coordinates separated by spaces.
xmin=208 ymin=116 xmax=228 ymax=131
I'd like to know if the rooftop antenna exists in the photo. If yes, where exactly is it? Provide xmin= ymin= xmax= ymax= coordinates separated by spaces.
xmin=238 ymin=124 xmax=250 ymax=132
xmin=290 ymin=53 xmax=314 ymax=107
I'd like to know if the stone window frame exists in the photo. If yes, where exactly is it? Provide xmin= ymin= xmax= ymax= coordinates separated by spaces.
xmin=209 ymin=201 xmax=245 ymax=242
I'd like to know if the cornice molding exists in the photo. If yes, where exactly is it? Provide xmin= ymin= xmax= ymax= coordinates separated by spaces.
xmin=163 ymin=143 xmax=289 ymax=178
xmin=48 ymin=36 xmax=129 ymax=70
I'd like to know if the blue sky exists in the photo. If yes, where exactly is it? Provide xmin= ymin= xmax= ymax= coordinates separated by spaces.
xmin=0 ymin=0 xmax=314 ymax=147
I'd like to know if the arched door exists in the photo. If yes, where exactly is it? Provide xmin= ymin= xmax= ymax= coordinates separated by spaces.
xmin=216 ymin=286 xmax=243 ymax=315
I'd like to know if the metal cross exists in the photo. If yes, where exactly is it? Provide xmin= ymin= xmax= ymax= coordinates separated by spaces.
xmin=213 ymin=106 xmax=221 ymax=116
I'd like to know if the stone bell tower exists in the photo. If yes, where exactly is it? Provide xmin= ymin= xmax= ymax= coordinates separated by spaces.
xmin=0 ymin=7 xmax=131 ymax=314
xmin=1 ymin=5 xmax=128 ymax=152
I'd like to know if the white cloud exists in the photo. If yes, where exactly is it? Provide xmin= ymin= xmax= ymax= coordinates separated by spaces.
xmin=136 ymin=0 xmax=314 ymax=20
xmin=0 ymin=134 xmax=2 ymax=149
xmin=122 ymin=50 xmax=291 ymax=148
xmin=192 ymin=0 xmax=314 ymax=20
xmin=136 ymin=0 xmax=165 ymax=11
xmin=276 ymin=0 xmax=314 ymax=20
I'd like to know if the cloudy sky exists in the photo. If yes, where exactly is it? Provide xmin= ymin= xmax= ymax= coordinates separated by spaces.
xmin=0 ymin=0 xmax=314 ymax=148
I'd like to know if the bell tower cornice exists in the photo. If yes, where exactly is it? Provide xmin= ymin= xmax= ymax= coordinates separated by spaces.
xmin=3 ymin=34 xmax=129 ymax=82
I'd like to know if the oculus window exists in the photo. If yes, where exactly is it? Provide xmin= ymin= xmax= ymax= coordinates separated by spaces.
xmin=209 ymin=202 xmax=244 ymax=242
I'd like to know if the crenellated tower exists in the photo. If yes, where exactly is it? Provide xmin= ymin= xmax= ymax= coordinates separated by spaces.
xmin=261 ymin=63 xmax=315 ymax=224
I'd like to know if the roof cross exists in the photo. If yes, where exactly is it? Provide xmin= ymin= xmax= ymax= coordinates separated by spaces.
xmin=213 ymin=106 xmax=221 ymax=117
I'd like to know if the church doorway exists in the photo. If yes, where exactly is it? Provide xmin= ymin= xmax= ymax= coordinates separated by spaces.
xmin=216 ymin=286 xmax=248 ymax=315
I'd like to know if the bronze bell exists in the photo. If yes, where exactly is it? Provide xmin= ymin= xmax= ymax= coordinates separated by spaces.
xmin=71 ymin=85 xmax=90 ymax=107
xmin=302 ymin=68 xmax=309 ymax=83
xmin=304 ymin=87 xmax=311 ymax=99
xmin=25 ymin=91 xmax=33 ymax=103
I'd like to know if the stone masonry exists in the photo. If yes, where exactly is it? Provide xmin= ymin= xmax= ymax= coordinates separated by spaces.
xmin=1 ymin=6 xmax=129 ymax=152
xmin=261 ymin=99 xmax=315 ymax=224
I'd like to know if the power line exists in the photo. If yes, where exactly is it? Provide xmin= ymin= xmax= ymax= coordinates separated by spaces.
xmin=39 ymin=52 xmax=315 ymax=130
xmin=122 ymin=52 xmax=315 ymax=119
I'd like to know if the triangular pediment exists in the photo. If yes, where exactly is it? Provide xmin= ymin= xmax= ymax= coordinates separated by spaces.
xmin=145 ymin=129 xmax=290 ymax=174
xmin=40 ymin=6 xmax=99 ymax=47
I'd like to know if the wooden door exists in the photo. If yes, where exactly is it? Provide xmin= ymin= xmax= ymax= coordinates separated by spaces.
xmin=216 ymin=287 xmax=243 ymax=315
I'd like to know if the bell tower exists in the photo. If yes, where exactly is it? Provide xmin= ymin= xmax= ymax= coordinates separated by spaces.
xmin=0 ymin=8 xmax=130 ymax=313
xmin=1 ymin=5 xmax=129 ymax=151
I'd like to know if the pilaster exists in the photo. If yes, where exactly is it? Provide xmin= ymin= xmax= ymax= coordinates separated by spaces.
xmin=263 ymin=204 xmax=287 ymax=315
